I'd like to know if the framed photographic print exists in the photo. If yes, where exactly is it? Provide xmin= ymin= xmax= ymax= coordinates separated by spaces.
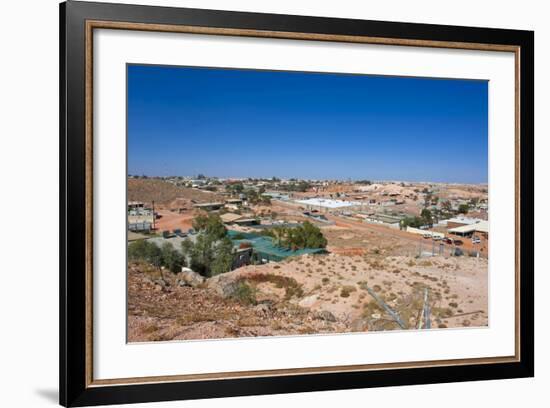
xmin=59 ymin=1 xmax=534 ymax=406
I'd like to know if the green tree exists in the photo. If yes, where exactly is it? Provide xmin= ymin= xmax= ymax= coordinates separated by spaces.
xmin=266 ymin=221 xmax=327 ymax=250
xmin=128 ymin=239 xmax=149 ymax=261
xmin=420 ymin=208 xmax=433 ymax=227
xmin=458 ymin=204 xmax=470 ymax=214
xmin=188 ymin=233 xmax=215 ymax=276
xmin=143 ymin=241 xmax=164 ymax=279
xmin=192 ymin=213 xmax=226 ymax=240
xmin=210 ymin=237 xmax=235 ymax=276
xmin=161 ymin=242 xmax=183 ymax=273
xmin=180 ymin=238 xmax=194 ymax=267
xmin=441 ymin=200 xmax=453 ymax=212
xmin=227 ymin=182 xmax=244 ymax=195
xmin=401 ymin=216 xmax=426 ymax=229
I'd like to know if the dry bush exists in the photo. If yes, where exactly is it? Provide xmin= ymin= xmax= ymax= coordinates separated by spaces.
xmin=141 ymin=323 xmax=159 ymax=334
xmin=340 ymin=285 xmax=357 ymax=298
xmin=245 ymin=273 xmax=304 ymax=300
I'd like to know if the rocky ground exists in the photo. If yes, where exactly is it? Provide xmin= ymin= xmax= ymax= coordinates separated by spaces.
xmin=128 ymin=251 xmax=488 ymax=342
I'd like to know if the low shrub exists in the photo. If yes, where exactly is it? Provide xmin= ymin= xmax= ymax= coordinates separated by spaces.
xmin=232 ymin=281 xmax=257 ymax=305
xmin=340 ymin=285 xmax=357 ymax=298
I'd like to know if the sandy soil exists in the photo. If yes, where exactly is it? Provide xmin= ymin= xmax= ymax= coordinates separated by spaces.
xmin=217 ymin=253 xmax=488 ymax=329
xmin=128 ymin=250 xmax=488 ymax=342
xmin=127 ymin=262 xmax=348 ymax=342
xmin=128 ymin=178 xmax=222 ymax=205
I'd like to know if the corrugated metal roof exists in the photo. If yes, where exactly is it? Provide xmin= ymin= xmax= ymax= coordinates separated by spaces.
xmin=448 ymin=220 xmax=489 ymax=234
xmin=220 ymin=213 xmax=244 ymax=223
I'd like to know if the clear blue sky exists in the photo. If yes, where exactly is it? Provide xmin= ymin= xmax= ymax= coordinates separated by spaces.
xmin=128 ymin=64 xmax=488 ymax=183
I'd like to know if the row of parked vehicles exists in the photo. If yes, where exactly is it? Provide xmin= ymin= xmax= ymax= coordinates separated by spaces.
xmin=422 ymin=234 xmax=481 ymax=245
xmin=162 ymin=228 xmax=196 ymax=239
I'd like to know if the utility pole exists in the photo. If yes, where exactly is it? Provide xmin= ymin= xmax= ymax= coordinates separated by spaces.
xmin=152 ymin=200 xmax=156 ymax=230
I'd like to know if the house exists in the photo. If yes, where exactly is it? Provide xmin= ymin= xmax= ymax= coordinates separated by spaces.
xmin=128 ymin=202 xmax=154 ymax=232
xmin=446 ymin=216 xmax=485 ymax=229
xmin=224 ymin=198 xmax=243 ymax=211
xmin=220 ymin=212 xmax=245 ymax=224
xmin=220 ymin=212 xmax=260 ymax=226
xmin=193 ymin=202 xmax=224 ymax=212
xmin=225 ymin=198 xmax=243 ymax=206
xmin=448 ymin=220 xmax=489 ymax=238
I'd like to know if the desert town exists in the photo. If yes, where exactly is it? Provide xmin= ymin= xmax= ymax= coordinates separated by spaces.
xmin=127 ymin=175 xmax=489 ymax=342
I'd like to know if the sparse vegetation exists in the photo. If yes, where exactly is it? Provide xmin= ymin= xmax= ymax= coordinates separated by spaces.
xmin=231 ymin=281 xmax=257 ymax=305
xmin=340 ymin=285 xmax=357 ymax=298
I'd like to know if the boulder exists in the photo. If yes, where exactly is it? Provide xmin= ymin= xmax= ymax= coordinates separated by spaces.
xmin=298 ymin=295 xmax=318 ymax=308
xmin=207 ymin=275 xmax=240 ymax=298
xmin=178 ymin=267 xmax=205 ymax=288
xmin=315 ymin=310 xmax=337 ymax=322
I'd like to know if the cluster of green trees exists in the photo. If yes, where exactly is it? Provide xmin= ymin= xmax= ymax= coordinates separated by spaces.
xmin=225 ymin=183 xmax=271 ymax=205
xmin=261 ymin=221 xmax=327 ymax=251
xmin=128 ymin=240 xmax=184 ymax=279
xmin=181 ymin=214 xmax=235 ymax=277
xmin=245 ymin=189 xmax=271 ymax=205
xmin=400 ymin=216 xmax=426 ymax=229
xmin=128 ymin=214 xmax=237 ymax=279
xmin=400 ymin=208 xmax=434 ymax=230
xmin=226 ymin=182 xmax=244 ymax=195
xmin=458 ymin=203 xmax=470 ymax=214
xmin=278 ymin=181 xmax=311 ymax=192
xmin=439 ymin=200 xmax=470 ymax=215
xmin=355 ymin=180 xmax=372 ymax=185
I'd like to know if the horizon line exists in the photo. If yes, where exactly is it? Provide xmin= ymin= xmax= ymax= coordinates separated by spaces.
xmin=128 ymin=174 xmax=488 ymax=185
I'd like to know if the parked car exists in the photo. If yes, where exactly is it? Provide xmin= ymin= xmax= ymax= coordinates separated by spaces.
xmin=162 ymin=230 xmax=175 ymax=239
xmin=472 ymin=236 xmax=481 ymax=244
xmin=173 ymin=229 xmax=187 ymax=238
xmin=454 ymin=239 xmax=464 ymax=246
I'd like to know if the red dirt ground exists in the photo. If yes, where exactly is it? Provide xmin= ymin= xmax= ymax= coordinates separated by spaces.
xmin=154 ymin=209 xmax=194 ymax=233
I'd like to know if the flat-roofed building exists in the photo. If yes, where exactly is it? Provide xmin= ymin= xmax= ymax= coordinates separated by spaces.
xmin=448 ymin=219 xmax=489 ymax=237
xmin=193 ymin=202 xmax=224 ymax=211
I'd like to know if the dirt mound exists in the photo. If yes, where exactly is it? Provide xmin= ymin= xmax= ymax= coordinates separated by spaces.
xmin=127 ymin=262 xmax=347 ymax=342
xmin=128 ymin=179 xmax=221 ymax=206
xmin=128 ymin=249 xmax=488 ymax=342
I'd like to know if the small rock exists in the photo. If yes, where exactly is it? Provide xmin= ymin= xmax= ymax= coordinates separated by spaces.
xmin=298 ymin=295 xmax=318 ymax=308
xmin=254 ymin=303 xmax=271 ymax=315
xmin=350 ymin=318 xmax=369 ymax=332
xmin=153 ymin=279 xmax=168 ymax=288
xmin=315 ymin=310 xmax=337 ymax=322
